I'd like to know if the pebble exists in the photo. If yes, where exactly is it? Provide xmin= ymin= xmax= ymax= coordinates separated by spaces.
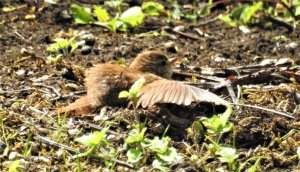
xmin=15 ymin=69 xmax=26 ymax=76
xmin=81 ymin=45 xmax=92 ymax=55
xmin=84 ymin=37 xmax=95 ymax=46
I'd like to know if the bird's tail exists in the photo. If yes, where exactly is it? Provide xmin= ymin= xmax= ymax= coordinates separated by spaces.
xmin=54 ymin=96 xmax=93 ymax=116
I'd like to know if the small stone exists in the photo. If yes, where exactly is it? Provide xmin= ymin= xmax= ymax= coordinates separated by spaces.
xmin=286 ymin=42 xmax=297 ymax=49
xmin=260 ymin=59 xmax=277 ymax=66
xmin=84 ymin=37 xmax=95 ymax=46
xmin=8 ymin=152 xmax=19 ymax=160
xmin=81 ymin=46 xmax=92 ymax=55
xmin=164 ymin=41 xmax=178 ymax=53
xmin=275 ymin=58 xmax=292 ymax=66
xmin=15 ymin=69 xmax=26 ymax=77
xmin=213 ymin=54 xmax=227 ymax=62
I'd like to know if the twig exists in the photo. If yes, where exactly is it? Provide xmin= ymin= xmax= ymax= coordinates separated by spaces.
xmin=164 ymin=27 xmax=202 ymax=40
xmin=28 ymin=106 xmax=47 ymax=116
xmin=231 ymin=103 xmax=296 ymax=119
xmin=34 ymin=135 xmax=135 ymax=169
xmin=265 ymin=16 xmax=294 ymax=32
xmin=0 ymin=88 xmax=36 ymax=94
xmin=192 ymin=17 xmax=219 ymax=27
xmin=226 ymin=81 xmax=238 ymax=103
xmin=50 ymin=90 xmax=86 ymax=101
xmin=32 ymin=83 xmax=61 ymax=97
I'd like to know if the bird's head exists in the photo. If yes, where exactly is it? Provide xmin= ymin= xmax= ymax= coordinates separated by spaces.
xmin=129 ymin=51 xmax=173 ymax=79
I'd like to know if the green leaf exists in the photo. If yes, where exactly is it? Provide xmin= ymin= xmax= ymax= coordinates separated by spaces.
xmin=94 ymin=5 xmax=110 ymax=22
xmin=146 ymin=136 xmax=169 ymax=154
xmin=216 ymin=147 xmax=238 ymax=165
xmin=119 ymin=91 xmax=129 ymax=98
xmin=47 ymin=38 xmax=78 ymax=58
xmin=8 ymin=160 xmax=20 ymax=172
xmin=220 ymin=106 xmax=233 ymax=126
xmin=120 ymin=6 xmax=144 ymax=27
xmin=295 ymin=5 xmax=300 ymax=16
xmin=129 ymin=77 xmax=145 ymax=96
xmin=142 ymin=1 xmax=164 ymax=16
xmin=75 ymin=128 xmax=109 ymax=147
xmin=73 ymin=146 xmax=96 ymax=158
xmin=240 ymin=2 xmax=262 ymax=24
xmin=170 ymin=2 xmax=181 ymax=20
xmin=218 ymin=14 xmax=237 ymax=27
xmin=126 ymin=148 xmax=143 ymax=163
xmin=152 ymin=159 xmax=169 ymax=172
xmin=231 ymin=5 xmax=247 ymax=19
xmin=246 ymin=158 xmax=261 ymax=172
xmin=2 ymin=6 xmax=16 ymax=12
xmin=125 ymin=126 xmax=147 ymax=144
xmin=70 ymin=4 xmax=95 ymax=24
xmin=157 ymin=147 xmax=181 ymax=162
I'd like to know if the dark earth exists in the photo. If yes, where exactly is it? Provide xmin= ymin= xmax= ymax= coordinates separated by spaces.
xmin=0 ymin=0 xmax=299 ymax=171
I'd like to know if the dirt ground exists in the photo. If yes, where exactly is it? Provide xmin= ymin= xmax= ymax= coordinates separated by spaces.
xmin=0 ymin=1 xmax=299 ymax=171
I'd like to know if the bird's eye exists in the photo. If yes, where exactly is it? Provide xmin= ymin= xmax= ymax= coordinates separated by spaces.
xmin=160 ymin=60 xmax=167 ymax=66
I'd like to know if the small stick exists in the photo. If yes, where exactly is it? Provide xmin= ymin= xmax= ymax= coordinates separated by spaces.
xmin=231 ymin=103 xmax=295 ymax=119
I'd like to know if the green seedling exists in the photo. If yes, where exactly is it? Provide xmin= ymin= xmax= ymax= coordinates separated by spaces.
xmin=74 ymin=127 xmax=120 ymax=168
xmin=119 ymin=77 xmax=145 ymax=108
xmin=23 ymin=130 xmax=32 ymax=157
xmin=294 ymin=0 xmax=300 ymax=16
xmin=75 ymin=128 xmax=109 ymax=157
xmin=201 ymin=106 xmax=233 ymax=142
xmin=219 ymin=2 xmax=263 ymax=27
xmin=47 ymin=38 xmax=78 ymax=62
xmin=0 ymin=116 xmax=18 ymax=156
xmin=94 ymin=5 xmax=110 ymax=22
xmin=216 ymin=147 xmax=238 ymax=171
xmin=238 ymin=156 xmax=265 ymax=172
xmin=125 ymin=124 xmax=181 ymax=171
xmin=8 ymin=160 xmax=21 ymax=172
xmin=70 ymin=3 xmax=145 ymax=32
xmin=142 ymin=1 xmax=165 ymax=16
xmin=167 ymin=0 xmax=212 ymax=22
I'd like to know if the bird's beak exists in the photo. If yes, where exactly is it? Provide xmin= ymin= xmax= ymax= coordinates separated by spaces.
xmin=169 ymin=57 xmax=186 ymax=65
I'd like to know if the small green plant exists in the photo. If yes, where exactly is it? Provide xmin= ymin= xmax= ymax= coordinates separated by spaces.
xmin=70 ymin=3 xmax=144 ymax=32
xmin=219 ymin=2 xmax=263 ymax=27
xmin=74 ymin=127 xmax=119 ymax=168
xmin=75 ymin=128 xmax=109 ymax=157
xmin=167 ymin=0 xmax=213 ymax=22
xmin=0 ymin=116 xmax=18 ymax=156
xmin=219 ymin=1 xmax=300 ymax=27
xmin=8 ymin=160 xmax=21 ymax=172
xmin=238 ymin=156 xmax=265 ymax=172
xmin=125 ymin=124 xmax=181 ymax=171
xmin=119 ymin=77 xmax=145 ymax=108
xmin=294 ymin=0 xmax=300 ymax=16
xmin=201 ymin=106 xmax=233 ymax=142
xmin=216 ymin=147 xmax=238 ymax=171
xmin=23 ymin=130 xmax=32 ymax=157
xmin=142 ymin=1 xmax=166 ymax=16
xmin=47 ymin=38 xmax=79 ymax=62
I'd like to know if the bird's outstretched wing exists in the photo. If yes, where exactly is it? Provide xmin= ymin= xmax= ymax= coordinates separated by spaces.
xmin=137 ymin=80 xmax=229 ymax=108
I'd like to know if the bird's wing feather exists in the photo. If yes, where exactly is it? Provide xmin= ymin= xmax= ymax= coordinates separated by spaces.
xmin=137 ymin=80 xmax=229 ymax=108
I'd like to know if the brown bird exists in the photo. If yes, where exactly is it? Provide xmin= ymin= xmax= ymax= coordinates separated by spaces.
xmin=56 ymin=51 xmax=229 ymax=115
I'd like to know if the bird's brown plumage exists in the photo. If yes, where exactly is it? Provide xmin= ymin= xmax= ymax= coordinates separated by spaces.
xmin=56 ymin=51 xmax=229 ymax=115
